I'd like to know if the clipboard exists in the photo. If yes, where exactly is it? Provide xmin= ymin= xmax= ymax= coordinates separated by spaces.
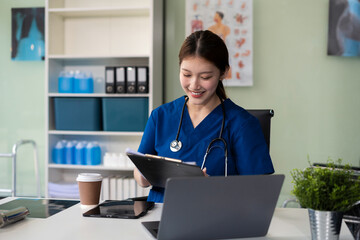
xmin=126 ymin=150 xmax=204 ymax=188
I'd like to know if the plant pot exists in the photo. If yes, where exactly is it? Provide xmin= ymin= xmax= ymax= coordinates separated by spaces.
xmin=308 ymin=208 xmax=344 ymax=240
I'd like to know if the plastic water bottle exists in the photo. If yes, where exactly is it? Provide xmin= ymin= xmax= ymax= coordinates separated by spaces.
xmin=74 ymin=71 xmax=93 ymax=93
xmin=60 ymin=140 xmax=68 ymax=163
xmin=64 ymin=141 xmax=76 ymax=164
xmin=73 ymin=70 xmax=85 ymax=93
xmin=118 ymin=153 xmax=127 ymax=167
xmin=103 ymin=152 xmax=111 ymax=166
xmin=85 ymin=142 xmax=92 ymax=165
xmin=93 ymin=76 xmax=104 ymax=93
xmin=109 ymin=153 xmax=118 ymax=167
xmin=85 ymin=72 xmax=94 ymax=93
xmin=71 ymin=140 xmax=78 ymax=163
xmin=75 ymin=141 xmax=86 ymax=165
xmin=85 ymin=142 xmax=101 ymax=165
xmin=52 ymin=141 xmax=65 ymax=164
xmin=58 ymin=71 xmax=74 ymax=93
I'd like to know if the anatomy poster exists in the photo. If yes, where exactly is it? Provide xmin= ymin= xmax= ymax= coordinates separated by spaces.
xmin=186 ymin=0 xmax=253 ymax=86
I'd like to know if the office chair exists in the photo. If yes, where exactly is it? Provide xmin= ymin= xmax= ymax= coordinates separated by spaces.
xmin=247 ymin=109 xmax=274 ymax=150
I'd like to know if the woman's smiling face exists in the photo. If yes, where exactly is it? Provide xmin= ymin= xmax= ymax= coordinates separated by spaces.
xmin=179 ymin=56 xmax=222 ymax=107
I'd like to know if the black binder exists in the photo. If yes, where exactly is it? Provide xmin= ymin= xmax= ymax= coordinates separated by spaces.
xmin=137 ymin=67 xmax=149 ymax=93
xmin=115 ymin=67 xmax=126 ymax=93
xmin=105 ymin=67 xmax=115 ymax=93
xmin=126 ymin=67 xmax=136 ymax=93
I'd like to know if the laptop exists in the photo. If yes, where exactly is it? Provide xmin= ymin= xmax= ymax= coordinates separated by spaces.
xmin=142 ymin=174 xmax=284 ymax=240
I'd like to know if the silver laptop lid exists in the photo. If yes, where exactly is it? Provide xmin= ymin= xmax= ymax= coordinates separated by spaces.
xmin=158 ymin=174 xmax=284 ymax=240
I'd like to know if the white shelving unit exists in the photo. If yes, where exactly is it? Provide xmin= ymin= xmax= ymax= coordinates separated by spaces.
xmin=45 ymin=0 xmax=163 ymax=197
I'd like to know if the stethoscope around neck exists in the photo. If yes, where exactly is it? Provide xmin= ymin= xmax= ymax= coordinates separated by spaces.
xmin=170 ymin=96 xmax=228 ymax=176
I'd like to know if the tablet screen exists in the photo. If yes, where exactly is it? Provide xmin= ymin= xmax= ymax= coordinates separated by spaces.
xmin=82 ymin=199 xmax=154 ymax=219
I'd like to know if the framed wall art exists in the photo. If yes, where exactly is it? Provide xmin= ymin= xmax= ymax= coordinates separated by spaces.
xmin=186 ymin=0 xmax=253 ymax=86
xmin=11 ymin=7 xmax=45 ymax=61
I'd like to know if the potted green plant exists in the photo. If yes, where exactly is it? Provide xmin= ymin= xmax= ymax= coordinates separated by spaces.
xmin=291 ymin=158 xmax=360 ymax=240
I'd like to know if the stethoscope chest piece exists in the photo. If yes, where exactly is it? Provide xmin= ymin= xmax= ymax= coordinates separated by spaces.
xmin=170 ymin=140 xmax=182 ymax=152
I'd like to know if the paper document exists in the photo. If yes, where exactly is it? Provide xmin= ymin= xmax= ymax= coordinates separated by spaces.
xmin=126 ymin=148 xmax=181 ymax=163
xmin=125 ymin=148 xmax=145 ymax=156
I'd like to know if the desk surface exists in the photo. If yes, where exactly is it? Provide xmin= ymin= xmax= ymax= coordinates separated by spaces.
xmin=0 ymin=197 xmax=354 ymax=240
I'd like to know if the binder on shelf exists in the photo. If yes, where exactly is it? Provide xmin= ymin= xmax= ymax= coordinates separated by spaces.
xmin=126 ymin=67 xmax=136 ymax=93
xmin=101 ymin=176 xmax=110 ymax=201
xmin=115 ymin=67 xmax=126 ymax=94
xmin=99 ymin=175 xmax=145 ymax=201
xmin=105 ymin=67 xmax=115 ymax=93
xmin=137 ymin=67 xmax=149 ymax=93
xmin=129 ymin=178 xmax=136 ymax=198
xmin=123 ymin=177 xmax=130 ymax=199
xmin=117 ymin=176 xmax=124 ymax=200
xmin=109 ymin=176 xmax=117 ymax=200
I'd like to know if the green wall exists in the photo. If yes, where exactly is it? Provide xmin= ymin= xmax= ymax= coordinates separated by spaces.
xmin=1 ymin=0 xmax=360 ymax=203
xmin=0 ymin=0 xmax=45 ymax=196
xmin=165 ymin=0 xmax=360 ymax=204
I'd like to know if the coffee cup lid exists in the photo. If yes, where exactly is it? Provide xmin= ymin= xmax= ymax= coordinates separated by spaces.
xmin=76 ymin=173 xmax=102 ymax=182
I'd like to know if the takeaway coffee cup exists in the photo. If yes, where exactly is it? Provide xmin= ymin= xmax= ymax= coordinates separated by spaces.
xmin=76 ymin=173 xmax=102 ymax=205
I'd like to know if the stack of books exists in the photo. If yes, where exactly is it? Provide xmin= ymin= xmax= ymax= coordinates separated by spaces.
xmin=48 ymin=182 xmax=80 ymax=199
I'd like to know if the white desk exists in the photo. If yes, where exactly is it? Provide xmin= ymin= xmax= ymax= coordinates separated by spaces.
xmin=0 ymin=197 xmax=354 ymax=240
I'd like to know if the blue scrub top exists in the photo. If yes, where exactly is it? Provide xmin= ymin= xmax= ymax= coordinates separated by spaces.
xmin=138 ymin=96 xmax=274 ymax=202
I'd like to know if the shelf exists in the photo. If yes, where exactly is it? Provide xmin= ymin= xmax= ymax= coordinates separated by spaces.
xmin=48 ymin=163 xmax=134 ymax=171
xmin=48 ymin=54 xmax=149 ymax=60
xmin=45 ymin=0 xmax=163 ymax=197
xmin=48 ymin=93 xmax=150 ymax=98
xmin=48 ymin=130 xmax=144 ymax=136
xmin=47 ymin=11 xmax=151 ymax=56
xmin=48 ymin=7 xmax=150 ymax=18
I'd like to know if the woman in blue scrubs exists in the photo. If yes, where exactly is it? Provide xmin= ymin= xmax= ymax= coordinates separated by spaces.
xmin=134 ymin=30 xmax=274 ymax=203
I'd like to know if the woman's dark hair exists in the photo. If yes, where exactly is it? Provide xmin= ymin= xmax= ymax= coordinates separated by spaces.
xmin=216 ymin=11 xmax=224 ymax=19
xmin=179 ymin=30 xmax=229 ymax=100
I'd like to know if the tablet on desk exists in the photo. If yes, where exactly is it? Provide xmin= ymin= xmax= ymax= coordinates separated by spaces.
xmin=83 ymin=199 xmax=154 ymax=219
xmin=126 ymin=150 xmax=204 ymax=188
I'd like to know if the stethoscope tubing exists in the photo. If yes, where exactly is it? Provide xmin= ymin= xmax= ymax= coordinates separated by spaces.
xmin=174 ymin=96 xmax=189 ymax=143
xmin=170 ymin=95 xmax=228 ymax=176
